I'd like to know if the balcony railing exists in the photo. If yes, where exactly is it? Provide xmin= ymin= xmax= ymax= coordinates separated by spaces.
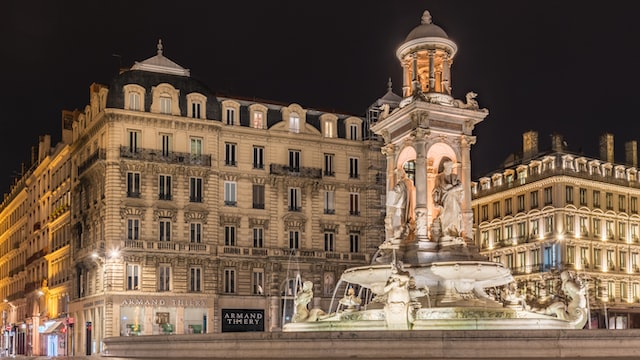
xmin=120 ymin=147 xmax=211 ymax=166
xmin=270 ymin=164 xmax=322 ymax=179
xmin=78 ymin=149 xmax=107 ymax=175
xmin=217 ymin=246 xmax=370 ymax=262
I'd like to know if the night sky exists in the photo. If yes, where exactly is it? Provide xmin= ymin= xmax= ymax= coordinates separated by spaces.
xmin=2 ymin=1 xmax=639 ymax=197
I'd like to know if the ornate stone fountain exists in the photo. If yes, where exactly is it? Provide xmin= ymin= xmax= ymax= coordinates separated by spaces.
xmin=283 ymin=10 xmax=588 ymax=332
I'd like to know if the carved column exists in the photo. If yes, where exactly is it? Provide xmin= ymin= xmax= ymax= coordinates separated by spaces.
xmin=381 ymin=144 xmax=396 ymax=240
xmin=428 ymin=50 xmax=436 ymax=92
xmin=402 ymin=59 xmax=411 ymax=98
xmin=460 ymin=135 xmax=476 ymax=243
xmin=443 ymin=55 xmax=452 ymax=95
xmin=411 ymin=53 xmax=420 ymax=95
xmin=412 ymin=128 xmax=429 ymax=241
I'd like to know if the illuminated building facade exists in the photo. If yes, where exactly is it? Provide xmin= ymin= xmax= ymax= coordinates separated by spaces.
xmin=473 ymin=130 xmax=640 ymax=329
xmin=0 ymin=41 xmax=388 ymax=356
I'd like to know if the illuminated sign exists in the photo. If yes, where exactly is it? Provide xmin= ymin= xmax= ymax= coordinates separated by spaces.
xmin=221 ymin=309 xmax=264 ymax=332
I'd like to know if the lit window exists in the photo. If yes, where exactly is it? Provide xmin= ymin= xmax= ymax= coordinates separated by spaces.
xmin=289 ymin=114 xmax=300 ymax=133
xmin=253 ymin=111 xmax=264 ymax=129
xmin=126 ymin=264 xmax=140 ymax=290
xmin=160 ymin=96 xmax=171 ymax=114
xmin=224 ymin=181 xmax=237 ymax=206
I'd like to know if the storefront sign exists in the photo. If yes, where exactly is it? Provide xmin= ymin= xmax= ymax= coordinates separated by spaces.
xmin=221 ymin=309 xmax=264 ymax=332
xmin=120 ymin=298 xmax=207 ymax=307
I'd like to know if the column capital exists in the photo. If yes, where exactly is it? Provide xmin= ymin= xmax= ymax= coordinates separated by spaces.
xmin=381 ymin=144 xmax=395 ymax=157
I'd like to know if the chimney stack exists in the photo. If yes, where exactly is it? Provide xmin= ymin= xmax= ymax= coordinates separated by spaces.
xmin=599 ymin=133 xmax=614 ymax=163
xmin=625 ymin=140 xmax=638 ymax=167
xmin=551 ymin=133 xmax=565 ymax=152
xmin=523 ymin=130 xmax=538 ymax=160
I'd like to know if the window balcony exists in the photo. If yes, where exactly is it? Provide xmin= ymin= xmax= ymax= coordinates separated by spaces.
xmin=224 ymin=201 xmax=237 ymax=207
xmin=270 ymin=164 xmax=321 ymax=179
xmin=120 ymin=146 xmax=211 ymax=166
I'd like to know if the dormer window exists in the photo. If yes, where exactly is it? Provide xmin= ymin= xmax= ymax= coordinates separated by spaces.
xmin=123 ymin=84 xmax=146 ymax=111
xmin=222 ymin=100 xmax=240 ymax=126
xmin=160 ymin=95 xmax=172 ymax=114
xmin=345 ymin=116 xmax=362 ymax=141
xmin=151 ymin=83 xmax=179 ymax=115
xmin=249 ymin=103 xmax=268 ymax=129
xmin=324 ymin=120 xmax=334 ymax=137
xmin=130 ymin=93 xmax=141 ymax=111
xmin=253 ymin=111 xmax=264 ymax=128
xmin=289 ymin=113 xmax=300 ymax=133
xmin=187 ymin=93 xmax=207 ymax=119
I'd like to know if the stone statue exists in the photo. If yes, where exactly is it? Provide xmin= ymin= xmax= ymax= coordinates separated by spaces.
xmin=432 ymin=160 xmax=463 ymax=239
xmin=390 ymin=168 xmax=415 ymax=239
xmin=293 ymin=281 xmax=326 ymax=322
xmin=452 ymin=91 xmax=480 ymax=110
xmin=339 ymin=286 xmax=362 ymax=311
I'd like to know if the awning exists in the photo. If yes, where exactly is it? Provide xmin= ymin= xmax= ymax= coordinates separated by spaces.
xmin=40 ymin=320 xmax=65 ymax=334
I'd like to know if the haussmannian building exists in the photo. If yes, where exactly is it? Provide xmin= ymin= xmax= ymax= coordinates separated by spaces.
xmin=0 ymin=41 xmax=393 ymax=356
xmin=472 ymin=130 xmax=640 ymax=329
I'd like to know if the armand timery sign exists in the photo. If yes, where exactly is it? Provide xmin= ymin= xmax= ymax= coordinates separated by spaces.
xmin=221 ymin=309 xmax=265 ymax=332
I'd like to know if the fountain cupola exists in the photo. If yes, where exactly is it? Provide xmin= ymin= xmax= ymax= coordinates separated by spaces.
xmin=397 ymin=10 xmax=457 ymax=106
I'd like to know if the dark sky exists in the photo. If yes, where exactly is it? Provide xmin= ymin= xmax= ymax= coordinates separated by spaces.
xmin=2 ymin=1 xmax=639 ymax=196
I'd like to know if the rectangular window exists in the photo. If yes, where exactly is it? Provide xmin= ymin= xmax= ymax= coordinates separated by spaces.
xmin=224 ymin=181 xmax=237 ymax=206
xmin=530 ymin=219 xmax=539 ymax=236
xmin=324 ymin=120 xmax=334 ymax=137
xmin=253 ymin=146 xmax=264 ymax=169
xmin=191 ymin=102 xmax=201 ymax=118
xmin=349 ymin=124 xmax=358 ymax=140
xmin=349 ymin=192 xmax=360 ymax=216
xmin=225 ymin=143 xmax=237 ymax=166
xmin=481 ymin=231 xmax=489 ymax=248
xmin=493 ymin=228 xmax=501 ymax=242
xmin=492 ymin=202 xmax=500 ymax=218
xmin=253 ymin=227 xmax=264 ymax=248
xmin=324 ymin=232 xmax=335 ymax=252
xmin=350 ymin=232 xmax=360 ymax=253
xmin=481 ymin=205 xmax=488 ymax=221
xmin=517 ymin=222 xmax=526 ymax=239
xmin=530 ymin=191 xmax=539 ymax=208
xmin=504 ymin=198 xmax=512 ymax=215
xmin=289 ymin=150 xmax=300 ymax=172
xmin=632 ymin=197 xmax=638 ymax=214
xmin=160 ymin=96 xmax=171 ymax=114
xmin=129 ymin=93 xmax=140 ymax=111
xmin=580 ymin=217 xmax=589 ymax=235
xmin=253 ymin=184 xmax=265 ymax=209
xmin=517 ymin=194 xmax=525 ymax=212
xmin=593 ymin=190 xmax=601 ymax=208
xmin=349 ymin=157 xmax=359 ymax=178
xmin=544 ymin=216 xmax=554 ymax=234
xmin=606 ymin=220 xmax=614 ymax=239
xmin=158 ymin=265 xmax=171 ymax=291
xmin=619 ymin=221 xmax=626 ymax=240
xmin=619 ymin=195 xmax=626 ymax=212
xmin=606 ymin=192 xmax=613 ymax=210
xmin=224 ymin=269 xmax=236 ymax=293
xmin=289 ymin=231 xmax=299 ymax=249
xmin=126 ymin=264 xmax=140 ymax=290
xmin=544 ymin=186 xmax=553 ymax=205
xmin=324 ymin=190 xmax=335 ymax=214
xmin=567 ymin=246 xmax=575 ymax=264
xmin=159 ymin=174 xmax=172 ymax=200
xmin=253 ymin=111 xmax=264 ymax=129
xmin=161 ymin=134 xmax=171 ymax=157
xmin=620 ymin=251 xmax=627 ymax=270
xmin=190 ymin=177 xmax=202 ymax=202
xmin=324 ymin=153 xmax=335 ymax=176
xmin=594 ymin=248 xmax=602 ymax=267
xmin=225 ymin=225 xmax=236 ymax=246
xmin=593 ymin=218 xmax=601 ymax=237
xmin=127 ymin=219 xmax=140 ymax=240
xmin=580 ymin=247 xmax=589 ymax=266
xmin=579 ymin=188 xmax=587 ymax=206
xmin=532 ymin=248 xmax=540 ymax=268
xmin=159 ymin=219 xmax=171 ymax=241
xmin=565 ymin=186 xmax=574 ymax=204
xmin=505 ymin=224 xmax=513 ymax=240
xmin=128 ymin=130 xmax=140 ymax=153
xmin=190 ymin=137 xmax=203 ymax=157
xmin=289 ymin=115 xmax=300 ymax=133
xmin=607 ymin=250 xmax=615 ymax=269
xmin=189 ymin=267 xmax=202 ymax=292
xmin=190 ymin=223 xmax=202 ymax=243
xmin=565 ymin=214 xmax=574 ymax=233
xmin=127 ymin=172 xmax=141 ymax=197
xmin=252 ymin=269 xmax=265 ymax=295
xmin=226 ymin=108 xmax=235 ymax=125
xmin=288 ymin=187 xmax=301 ymax=211
xmin=506 ymin=254 xmax=514 ymax=269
